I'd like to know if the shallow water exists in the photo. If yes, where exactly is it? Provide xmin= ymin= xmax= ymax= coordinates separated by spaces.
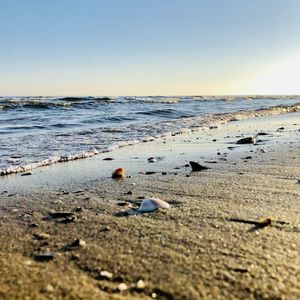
xmin=0 ymin=95 xmax=299 ymax=175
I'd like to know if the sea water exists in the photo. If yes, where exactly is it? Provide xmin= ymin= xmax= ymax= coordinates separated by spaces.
xmin=0 ymin=95 xmax=299 ymax=175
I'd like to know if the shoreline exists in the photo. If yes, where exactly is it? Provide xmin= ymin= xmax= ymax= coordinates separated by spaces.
xmin=1 ymin=103 xmax=299 ymax=177
xmin=0 ymin=112 xmax=300 ymax=299
xmin=1 ymin=110 xmax=299 ymax=195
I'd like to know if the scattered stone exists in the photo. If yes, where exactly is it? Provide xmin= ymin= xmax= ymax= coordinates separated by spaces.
xmin=138 ymin=198 xmax=170 ymax=213
xmin=145 ymin=171 xmax=156 ymax=175
xmin=99 ymin=271 xmax=113 ymax=280
xmin=186 ymin=174 xmax=190 ymax=177
xmin=257 ymin=132 xmax=268 ymax=136
xmin=112 ymin=168 xmax=125 ymax=179
xmin=33 ymin=233 xmax=51 ymax=240
xmin=34 ymin=252 xmax=55 ymax=262
xmin=69 ymin=239 xmax=86 ymax=248
xmin=21 ymin=172 xmax=32 ymax=176
xmin=228 ymin=217 xmax=272 ymax=228
xmin=126 ymin=191 xmax=133 ymax=195
xmin=259 ymin=148 xmax=267 ymax=153
xmin=117 ymin=283 xmax=128 ymax=292
xmin=29 ymin=223 xmax=39 ymax=228
xmin=297 ymin=179 xmax=300 ymax=184
xmin=236 ymin=137 xmax=256 ymax=144
xmin=136 ymin=280 xmax=146 ymax=289
xmin=41 ymin=284 xmax=55 ymax=293
xmin=243 ymin=156 xmax=252 ymax=160
xmin=184 ymin=164 xmax=190 ymax=167
xmin=24 ymin=259 xmax=34 ymax=266
xmin=212 ymin=139 xmax=217 ymax=142
xmin=204 ymin=160 xmax=217 ymax=164
xmin=148 ymin=157 xmax=157 ymax=163
xmin=117 ymin=202 xmax=130 ymax=207
xmin=100 ymin=226 xmax=111 ymax=232
xmin=103 ymin=157 xmax=114 ymax=160
xmin=162 ymin=172 xmax=167 ymax=175
xmin=278 ymin=127 xmax=285 ymax=130
xmin=48 ymin=212 xmax=75 ymax=219
xmin=233 ymin=267 xmax=248 ymax=273
xmin=228 ymin=146 xmax=235 ymax=150
xmin=189 ymin=161 xmax=209 ymax=171
xmin=73 ymin=190 xmax=84 ymax=194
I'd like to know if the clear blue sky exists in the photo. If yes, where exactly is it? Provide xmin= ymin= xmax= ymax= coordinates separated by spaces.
xmin=1 ymin=0 xmax=300 ymax=95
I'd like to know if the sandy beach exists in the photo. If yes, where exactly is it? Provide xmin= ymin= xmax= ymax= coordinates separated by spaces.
xmin=0 ymin=112 xmax=300 ymax=299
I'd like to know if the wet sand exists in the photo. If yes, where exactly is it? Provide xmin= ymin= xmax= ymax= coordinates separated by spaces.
xmin=0 ymin=112 xmax=300 ymax=299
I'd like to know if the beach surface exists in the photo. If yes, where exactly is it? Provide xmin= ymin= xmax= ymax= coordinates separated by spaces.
xmin=0 ymin=112 xmax=300 ymax=299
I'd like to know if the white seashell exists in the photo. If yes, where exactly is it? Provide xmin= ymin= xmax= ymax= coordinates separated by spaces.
xmin=138 ymin=198 xmax=170 ymax=212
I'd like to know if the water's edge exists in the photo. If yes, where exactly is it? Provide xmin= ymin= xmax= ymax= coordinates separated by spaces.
xmin=1 ymin=103 xmax=299 ymax=176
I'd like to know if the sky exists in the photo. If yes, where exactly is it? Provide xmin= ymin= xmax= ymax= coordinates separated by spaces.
xmin=1 ymin=0 xmax=300 ymax=96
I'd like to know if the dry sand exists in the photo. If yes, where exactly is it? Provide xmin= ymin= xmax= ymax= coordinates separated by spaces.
xmin=0 ymin=112 xmax=300 ymax=299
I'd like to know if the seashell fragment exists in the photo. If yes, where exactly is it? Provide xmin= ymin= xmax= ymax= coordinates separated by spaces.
xmin=138 ymin=198 xmax=170 ymax=212
xmin=112 ymin=167 xmax=125 ymax=179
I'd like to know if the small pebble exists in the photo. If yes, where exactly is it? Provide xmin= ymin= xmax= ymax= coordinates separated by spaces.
xmin=33 ymin=233 xmax=51 ymax=240
xmin=136 ymin=279 xmax=146 ymax=289
xmin=42 ymin=284 xmax=54 ymax=293
xmin=112 ymin=168 xmax=125 ymax=179
xmin=69 ymin=239 xmax=86 ymax=247
xmin=148 ymin=157 xmax=157 ymax=163
xmin=99 ymin=271 xmax=113 ymax=280
xmin=34 ymin=252 xmax=55 ymax=262
xmin=21 ymin=172 xmax=32 ymax=176
xmin=117 ymin=283 xmax=128 ymax=292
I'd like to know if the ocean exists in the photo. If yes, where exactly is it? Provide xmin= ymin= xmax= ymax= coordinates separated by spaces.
xmin=0 ymin=95 xmax=299 ymax=175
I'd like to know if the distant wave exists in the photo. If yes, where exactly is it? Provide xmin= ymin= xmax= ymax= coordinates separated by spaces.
xmin=0 ymin=96 xmax=115 ymax=110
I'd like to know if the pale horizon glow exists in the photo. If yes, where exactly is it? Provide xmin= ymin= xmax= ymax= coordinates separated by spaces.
xmin=1 ymin=0 xmax=300 ymax=96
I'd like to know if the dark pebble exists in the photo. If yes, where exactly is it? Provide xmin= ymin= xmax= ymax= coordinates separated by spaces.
xmin=48 ymin=212 xmax=75 ymax=219
xmin=189 ymin=161 xmax=209 ymax=171
xmin=236 ymin=137 xmax=255 ymax=144
xmin=117 ymin=202 xmax=130 ymax=206
xmin=34 ymin=252 xmax=55 ymax=262
xmin=21 ymin=172 xmax=32 ymax=176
